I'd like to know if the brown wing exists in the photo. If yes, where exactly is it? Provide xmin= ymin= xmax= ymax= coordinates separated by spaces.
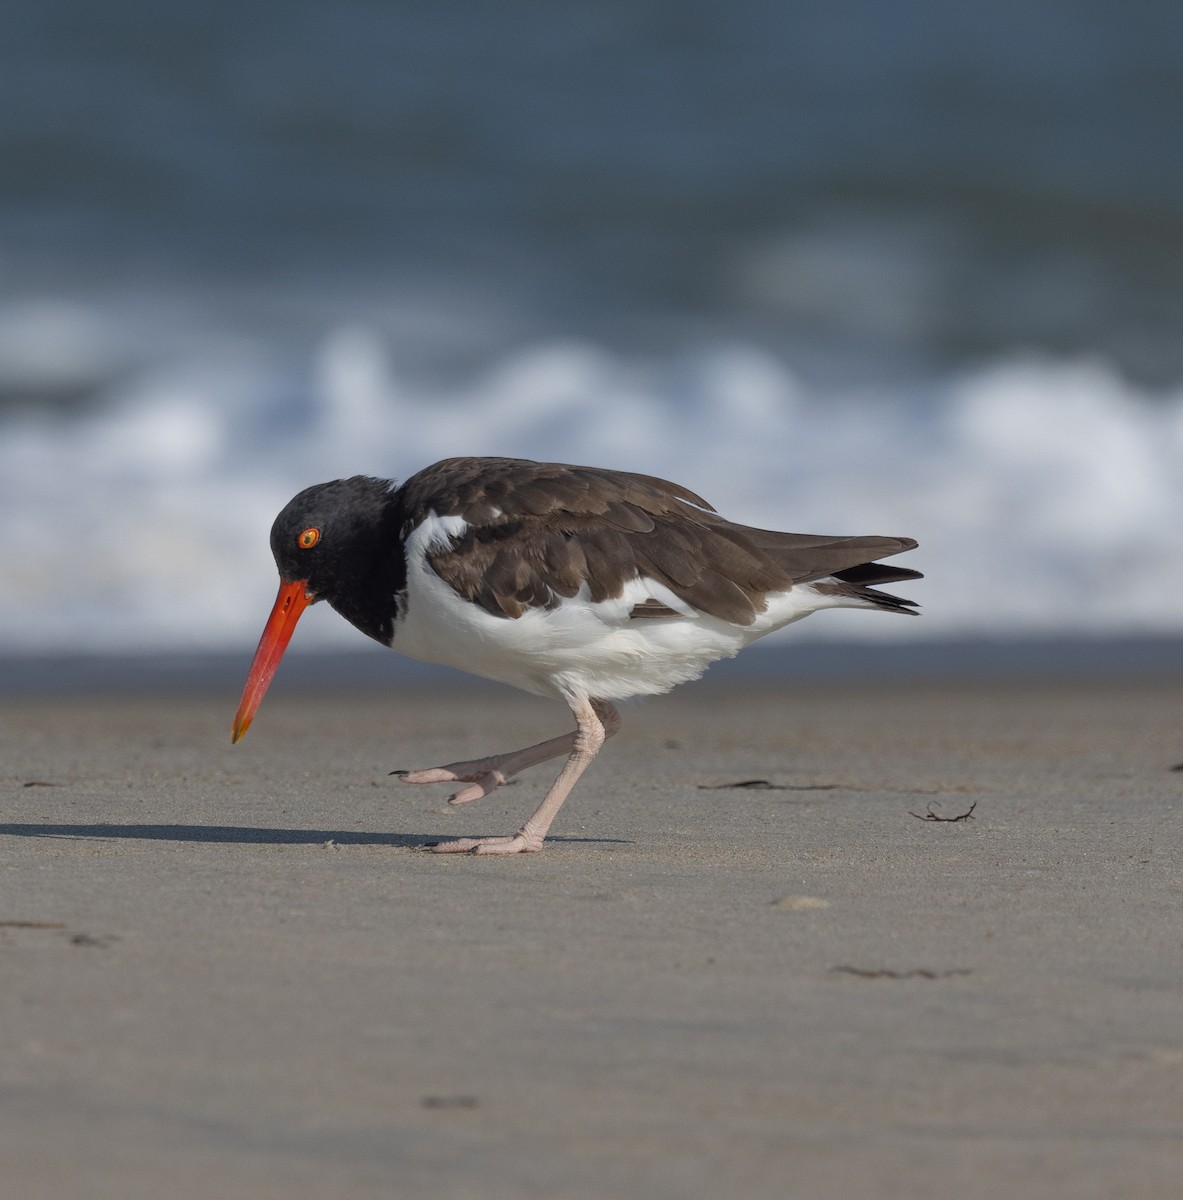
xmin=398 ymin=457 xmax=919 ymax=625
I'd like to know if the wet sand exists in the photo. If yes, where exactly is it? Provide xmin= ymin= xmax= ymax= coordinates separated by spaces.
xmin=2 ymin=679 xmax=1181 ymax=1198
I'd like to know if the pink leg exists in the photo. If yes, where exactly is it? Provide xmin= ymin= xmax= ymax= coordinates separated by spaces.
xmin=429 ymin=698 xmax=618 ymax=855
xmin=397 ymin=701 xmax=620 ymax=806
xmin=397 ymin=732 xmax=577 ymax=806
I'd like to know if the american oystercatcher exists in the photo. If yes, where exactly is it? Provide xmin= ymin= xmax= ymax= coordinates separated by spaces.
xmin=232 ymin=457 xmax=920 ymax=854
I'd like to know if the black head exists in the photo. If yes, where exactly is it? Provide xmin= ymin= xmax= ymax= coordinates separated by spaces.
xmin=269 ymin=475 xmax=398 ymax=605
xmin=232 ymin=474 xmax=403 ymax=743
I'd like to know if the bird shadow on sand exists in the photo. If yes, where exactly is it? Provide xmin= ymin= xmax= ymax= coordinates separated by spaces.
xmin=0 ymin=822 xmax=628 ymax=848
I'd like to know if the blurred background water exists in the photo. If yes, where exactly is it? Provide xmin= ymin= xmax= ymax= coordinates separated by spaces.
xmin=3 ymin=1 xmax=1183 ymax=666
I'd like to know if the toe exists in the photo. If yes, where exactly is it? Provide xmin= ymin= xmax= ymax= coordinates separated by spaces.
xmin=447 ymin=772 xmax=507 ymax=806
xmin=428 ymin=838 xmax=482 ymax=854
xmin=472 ymin=836 xmax=540 ymax=855
xmin=428 ymin=833 xmax=542 ymax=855
xmin=399 ymin=767 xmax=461 ymax=785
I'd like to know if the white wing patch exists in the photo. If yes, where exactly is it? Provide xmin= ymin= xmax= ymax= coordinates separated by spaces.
xmin=585 ymin=576 xmax=699 ymax=623
xmin=406 ymin=511 xmax=468 ymax=554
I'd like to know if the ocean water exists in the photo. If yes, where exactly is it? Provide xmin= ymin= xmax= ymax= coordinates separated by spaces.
xmin=3 ymin=2 xmax=1182 ymax=658
xmin=4 ymin=326 xmax=1182 ymax=654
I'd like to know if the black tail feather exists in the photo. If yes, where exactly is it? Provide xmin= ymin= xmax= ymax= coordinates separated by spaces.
xmin=832 ymin=562 xmax=924 ymax=587
xmin=814 ymin=580 xmax=920 ymax=613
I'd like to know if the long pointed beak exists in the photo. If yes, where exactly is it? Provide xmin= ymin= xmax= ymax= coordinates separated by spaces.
xmin=231 ymin=579 xmax=314 ymax=743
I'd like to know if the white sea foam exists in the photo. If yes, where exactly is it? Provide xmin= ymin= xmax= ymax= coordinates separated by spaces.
xmin=3 ymin=315 xmax=1182 ymax=653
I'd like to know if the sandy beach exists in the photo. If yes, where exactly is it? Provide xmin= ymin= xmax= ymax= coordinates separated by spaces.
xmin=2 ymin=677 xmax=1181 ymax=1199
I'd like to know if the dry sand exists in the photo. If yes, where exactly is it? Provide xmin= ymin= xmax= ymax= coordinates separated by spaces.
xmin=2 ymin=678 xmax=1181 ymax=1199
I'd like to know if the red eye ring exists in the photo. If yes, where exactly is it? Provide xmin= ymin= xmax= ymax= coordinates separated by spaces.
xmin=297 ymin=527 xmax=320 ymax=549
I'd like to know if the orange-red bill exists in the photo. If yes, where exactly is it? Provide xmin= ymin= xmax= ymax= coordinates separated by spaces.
xmin=231 ymin=579 xmax=314 ymax=743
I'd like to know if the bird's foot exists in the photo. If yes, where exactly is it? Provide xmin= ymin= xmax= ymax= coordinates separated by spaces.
xmin=392 ymin=760 xmax=509 ymax=806
xmin=428 ymin=831 xmax=543 ymax=855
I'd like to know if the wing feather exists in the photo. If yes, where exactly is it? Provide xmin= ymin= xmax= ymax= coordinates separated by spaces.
xmin=397 ymin=457 xmax=919 ymax=624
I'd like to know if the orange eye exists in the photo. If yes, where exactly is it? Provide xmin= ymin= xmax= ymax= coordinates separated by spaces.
xmin=297 ymin=527 xmax=320 ymax=550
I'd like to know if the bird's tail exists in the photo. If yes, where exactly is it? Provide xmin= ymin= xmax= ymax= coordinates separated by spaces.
xmin=816 ymin=561 xmax=923 ymax=614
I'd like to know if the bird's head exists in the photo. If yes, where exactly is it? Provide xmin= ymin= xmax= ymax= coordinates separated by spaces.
xmin=231 ymin=476 xmax=396 ymax=743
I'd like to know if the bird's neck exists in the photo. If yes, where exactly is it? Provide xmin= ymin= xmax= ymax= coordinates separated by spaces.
xmin=323 ymin=492 xmax=408 ymax=646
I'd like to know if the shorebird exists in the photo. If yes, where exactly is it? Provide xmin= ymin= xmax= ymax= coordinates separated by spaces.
xmin=232 ymin=457 xmax=920 ymax=854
